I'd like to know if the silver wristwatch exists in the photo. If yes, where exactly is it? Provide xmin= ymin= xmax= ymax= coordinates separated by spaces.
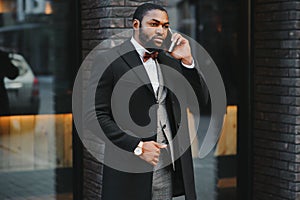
xmin=134 ymin=141 xmax=144 ymax=156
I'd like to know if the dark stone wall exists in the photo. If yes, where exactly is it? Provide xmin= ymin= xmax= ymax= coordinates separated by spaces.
xmin=80 ymin=0 xmax=167 ymax=199
xmin=81 ymin=0 xmax=167 ymax=57
xmin=253 ymin=0 xmax=300 ymax=199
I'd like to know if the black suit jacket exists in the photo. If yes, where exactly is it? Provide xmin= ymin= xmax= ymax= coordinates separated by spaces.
xmin=92 ymin=40 xmax=208 ymax=200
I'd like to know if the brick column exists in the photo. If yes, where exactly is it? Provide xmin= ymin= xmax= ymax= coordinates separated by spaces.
xmin=253 ymin=1 xmax=300 ymax=199
xmin=80 ymin=0 xmax=167 ymax=199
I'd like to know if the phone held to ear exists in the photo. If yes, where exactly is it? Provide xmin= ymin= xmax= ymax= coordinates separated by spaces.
xmin=163 ymin=28 xmax=176 ymax=52
xmin=167 ymin=28 xmax=176 ymax=52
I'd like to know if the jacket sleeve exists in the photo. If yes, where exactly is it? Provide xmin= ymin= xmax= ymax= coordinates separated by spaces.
xmin=158 ymin=51 xmax=210 ymax=113
xmin=181 ymin=59 xmax=210 ymax=112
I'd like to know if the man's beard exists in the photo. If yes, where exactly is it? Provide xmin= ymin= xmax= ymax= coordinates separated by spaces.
xmin=139 ymin=28 xmax=163 ymax=52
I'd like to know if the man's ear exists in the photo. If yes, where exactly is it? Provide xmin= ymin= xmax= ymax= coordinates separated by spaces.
xmin=133 ymin=19 xmax=140 ymax=30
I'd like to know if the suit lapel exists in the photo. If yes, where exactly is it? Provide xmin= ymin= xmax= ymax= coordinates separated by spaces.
xmin=157 ymin=52 xmax=183 ymax=125
xmin=157 ymin=51 xmax=181 ymax=89
xmin=117 ymin=40 xmax=154 ymax=95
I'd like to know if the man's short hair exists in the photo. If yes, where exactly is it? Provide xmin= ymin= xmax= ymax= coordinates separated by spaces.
xmin=132 ymin=3 xmax=167 ymax=22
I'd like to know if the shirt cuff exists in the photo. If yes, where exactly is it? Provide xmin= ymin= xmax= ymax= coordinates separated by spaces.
xmin=181 ymin=58 xmax=195 ymax=69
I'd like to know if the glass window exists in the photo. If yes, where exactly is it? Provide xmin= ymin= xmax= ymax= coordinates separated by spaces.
xmin=0 ymin=0 xmax=77 ymax=199
xmin=167 ymin=0 xmax=239 ymax=199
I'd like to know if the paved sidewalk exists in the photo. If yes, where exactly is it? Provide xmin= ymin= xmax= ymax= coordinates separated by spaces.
xmin=0 ymin=168 xmax=72 ymax=200
xmin=0 ymin=163 xmax=235 ymax=200
xmin=8 ymin=193 xmax=72 ymax=200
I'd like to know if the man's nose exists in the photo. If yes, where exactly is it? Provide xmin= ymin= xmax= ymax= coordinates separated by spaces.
xmin=155 ymin=26 xmax=164 ymax=35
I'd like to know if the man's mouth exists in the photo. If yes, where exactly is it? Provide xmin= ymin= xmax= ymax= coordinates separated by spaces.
xmin=153 ymin=37 xmax=164 ymax=44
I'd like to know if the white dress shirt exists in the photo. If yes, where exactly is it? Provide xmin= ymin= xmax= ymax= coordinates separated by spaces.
xmin=130 ymin=37 xmax=194 ymax=94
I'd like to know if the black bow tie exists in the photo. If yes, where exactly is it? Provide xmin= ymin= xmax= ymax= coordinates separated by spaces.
xmin=143 ymin=51 xmax=159 ymax=62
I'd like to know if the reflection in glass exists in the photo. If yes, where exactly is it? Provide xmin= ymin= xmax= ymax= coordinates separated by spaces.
xmin=5 ymin=53 xmax=40 ymax=115
xmin=0 ymin=0 xmax=76 ymax=199
xmin=0 ymin=0 xmax=75 ymax=115
xmin=0 ymin=114 xmax=73 ymax=199
xmin=167 ymin=0 xmax=239 ymax=199
xmin=0 ymin=50 xmax=19 ymax=116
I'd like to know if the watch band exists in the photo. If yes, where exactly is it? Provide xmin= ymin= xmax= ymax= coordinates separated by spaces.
xmin=138 ymin=141 xmax=144 ymax=148
xmin=134 ymin=141 xmax=144 ymax=156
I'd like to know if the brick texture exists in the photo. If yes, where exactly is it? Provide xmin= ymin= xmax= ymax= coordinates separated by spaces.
xmin=81 ymin=0 xmax=167 ymax=55
xmin=80 ymin=0 xmax=167 ymax=199
xmin=254 ymin=0 xmax=300 ymax=199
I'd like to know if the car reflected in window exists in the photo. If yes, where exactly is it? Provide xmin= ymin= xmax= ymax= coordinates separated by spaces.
xmin=4 ymin=53 xmax=40 ymax=115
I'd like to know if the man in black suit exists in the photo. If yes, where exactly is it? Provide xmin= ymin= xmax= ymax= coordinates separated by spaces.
xmin=0 ymin=50 xmax=19 ymax=116
xmin=91 ymin=3 xmax=208 ymax=200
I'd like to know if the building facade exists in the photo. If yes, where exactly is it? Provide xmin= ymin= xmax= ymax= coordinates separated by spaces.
xmin=0 ymin=0 xmax=300 ymax=199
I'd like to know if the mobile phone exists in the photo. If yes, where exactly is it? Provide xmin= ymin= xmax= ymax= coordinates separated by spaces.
xmin=167 ymin=28 xmax=176 ymax=52
xmin=163 ymin=28 xmax=176 ymax=52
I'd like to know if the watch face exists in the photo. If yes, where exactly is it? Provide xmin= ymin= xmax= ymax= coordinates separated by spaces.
xmin=134 ymin=147 xmax=142 ymax=156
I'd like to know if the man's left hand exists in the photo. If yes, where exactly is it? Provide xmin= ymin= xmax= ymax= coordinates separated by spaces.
xmin=169 ymin=33 xmax=193 ymax=65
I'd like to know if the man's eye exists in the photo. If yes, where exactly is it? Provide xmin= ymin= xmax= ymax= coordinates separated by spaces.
xmin=163 ymin=25 xmax=169 ymax=29
xmin=150 ymin=23 xmax=158 ymax=27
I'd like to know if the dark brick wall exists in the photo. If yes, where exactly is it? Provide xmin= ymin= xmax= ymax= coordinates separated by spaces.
xmin=81 ymin=0 xmax=167 ymax=58
xmin=254 ymin=0 xmax=300 ymax=199
xmin=80 ymin=0 xmax=167 ymax=199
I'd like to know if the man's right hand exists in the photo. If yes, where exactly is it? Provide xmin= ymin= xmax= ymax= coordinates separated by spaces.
xmin=138 ymin=141 xmax=167 ymax=166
